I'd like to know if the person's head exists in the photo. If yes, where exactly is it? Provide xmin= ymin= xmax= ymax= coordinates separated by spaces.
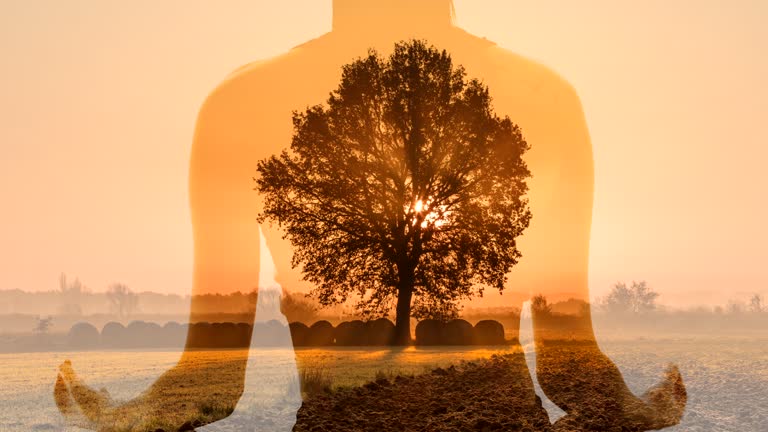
xmin=332 ymin=0 xmax=455 ymax=32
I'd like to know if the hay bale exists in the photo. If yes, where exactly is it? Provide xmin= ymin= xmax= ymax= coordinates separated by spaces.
xmin=211 ymin=322 xmax=241 ymax=348
xmin=366 ymin=318 xmax=396 ymax=346
xmin=250 ymin=322 xmax=271 ymax=346
xmin=100 ymin=321 xmax=127 ymax=348
xmin=266 ymin=319 xmax=291 ymax=346
xmin=124 ymin=321 xmax=146 ymax=347
xmin=444 ymin=319 xmax=474 ymax=345
xmin=126 ymin=321 xmax=163 ymax=347
xmin=187 ymin=322 xmax=214 ymax=348
xmin=473 ymin=320 xmax=506 ymax=345
xmin=250 ymin=320 xmax=289 ymax=346
xmin=306 ymin=320 xmax=335 ymax=346
xmin=289 ymin=322 xmax=309 ymax=346
xmin=235 ymin=322 xmax=252 ymax=346
xmin=415 ymin=319 xmax=445 ymax=346
xmin=161 ymin=321 xmax=186 ymax=347
xmin=67 ymin=322 xmax=100 ymax=349
xmin=334 ymin=320 xmax=367 ymax=346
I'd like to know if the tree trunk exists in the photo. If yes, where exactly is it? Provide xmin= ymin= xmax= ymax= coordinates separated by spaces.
xmin=393 ymin=272 xmax=415 ymax=345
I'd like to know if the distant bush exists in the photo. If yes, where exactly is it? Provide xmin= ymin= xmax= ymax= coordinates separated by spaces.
xmin=597 ymin=281 xmax=659 ymax=314
xmin=281 ymin=290 xmax=319 ymax=324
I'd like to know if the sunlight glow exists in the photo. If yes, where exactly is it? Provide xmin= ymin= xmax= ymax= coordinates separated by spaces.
xmin=412 ymin=199 xmax=449 ymax=229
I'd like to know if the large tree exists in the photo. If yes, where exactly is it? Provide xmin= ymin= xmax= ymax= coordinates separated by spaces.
xmin=257 ymin=40 xmax=531 ymax=344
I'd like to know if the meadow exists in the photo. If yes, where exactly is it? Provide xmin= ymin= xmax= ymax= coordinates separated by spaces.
xmin=1 ymin=338 xmax=766 ymax=431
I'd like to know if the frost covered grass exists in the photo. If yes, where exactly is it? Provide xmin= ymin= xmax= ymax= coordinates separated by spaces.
xmin=1 ymin=339 xmax=766 ymax=431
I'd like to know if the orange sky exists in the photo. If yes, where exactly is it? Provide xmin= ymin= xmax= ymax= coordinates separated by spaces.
xmin=1 ymin=1 xmax=766 ymax=307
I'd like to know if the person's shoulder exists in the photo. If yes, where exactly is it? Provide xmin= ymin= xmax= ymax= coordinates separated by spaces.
xmin=226 ymin=32 xmax=333 ymax=83
xmin=200 ymin=32 xmax=334 ymax=111
xmin=452 ymin=27 xmax=582 ymax=105
xmin=487 ymin=41 xmax=582 ymax=106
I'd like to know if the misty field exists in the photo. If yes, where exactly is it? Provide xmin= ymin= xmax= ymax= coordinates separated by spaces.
xmin=1 ymin=338 xmax=766 ymax=431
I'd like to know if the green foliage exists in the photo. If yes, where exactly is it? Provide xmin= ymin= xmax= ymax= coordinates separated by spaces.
xmin=257 ymin=39 xmax=531 ymax=325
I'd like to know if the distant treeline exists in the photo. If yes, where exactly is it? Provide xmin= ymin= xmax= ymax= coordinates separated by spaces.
xmin=2 ymin=287 xmax=766 ymax=340
xmin=0 ymin=288 xmax=191 ymax=316
xmin=0 ymin=289 xmax=320 ymax=332
xmin=3 ymin=306 xmax=768 ymax=353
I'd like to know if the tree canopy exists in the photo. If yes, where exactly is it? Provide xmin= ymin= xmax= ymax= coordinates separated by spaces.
xmin=256 ymin=40 xmax=531 ymax=343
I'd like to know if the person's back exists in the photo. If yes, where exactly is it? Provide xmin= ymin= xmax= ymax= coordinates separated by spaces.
xmin=190 ymin=0 xmax=592 ymax=309
xmin=54 ymin=2 xmax=686 ymax=430
xmin=192 ymin=2 xmax=685 ymax=429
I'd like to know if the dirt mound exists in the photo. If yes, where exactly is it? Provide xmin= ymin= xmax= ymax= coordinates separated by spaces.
xmin=294 ymin=353 xmax=552 ymax=431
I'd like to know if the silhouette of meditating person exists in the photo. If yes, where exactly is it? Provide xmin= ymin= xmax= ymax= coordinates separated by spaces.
xmin=54 ymin=1 xmax=686 ymax=430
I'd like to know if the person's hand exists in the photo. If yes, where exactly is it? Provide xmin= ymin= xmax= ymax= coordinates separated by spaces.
xmin=536 ymin=343 xmax=687 ymax=431
xmin=53 ymin=354 xmax=248 ymax=431
xmin=54 ymin=360 xmax=116 ymax=430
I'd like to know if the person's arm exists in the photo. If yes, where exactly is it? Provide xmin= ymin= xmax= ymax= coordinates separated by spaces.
xmin=529 ymin=81 xmax=687 ymax=430
xmin=187 ymin=83 xmax=262 ymax=333
xmin=53 ymin=82 xmax=264 ymax=430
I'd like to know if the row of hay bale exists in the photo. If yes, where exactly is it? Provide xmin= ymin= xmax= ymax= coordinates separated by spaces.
xmin=414 ymin=319 xmax=506 ymax=346
xmin=66 ymin=318 xmax=508 ymax=349
xmin=290 ymin=318 xmax=506 ymax=346
xmin=68 ymin=321 xmax=183 ymax=349
xmin=288 ymin=318 xmax=397 ymax=346
xmin=67 ymin=320 xmax=292 ymax=349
